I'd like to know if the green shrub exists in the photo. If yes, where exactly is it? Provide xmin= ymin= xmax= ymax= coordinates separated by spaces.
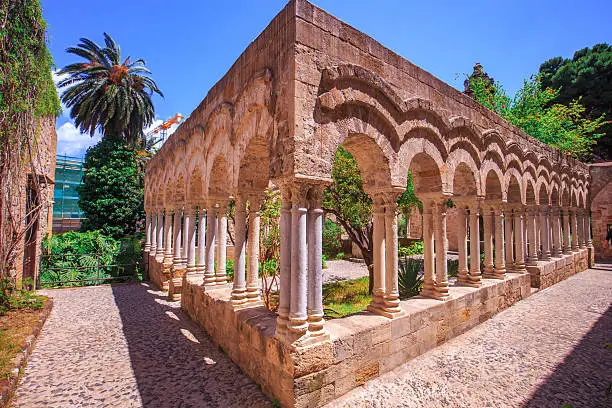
xmin=398 ymin=241 xmax=424 ymax=257
xmin=447 ymin=259 xmax=459 ymax=278
xmin=322 ymin=219 xmax=343 ymax=257
xmin=40 ymin=231 xmax=139 ymax=286
xmin=398 ymin=257 xmax=423 ymax=299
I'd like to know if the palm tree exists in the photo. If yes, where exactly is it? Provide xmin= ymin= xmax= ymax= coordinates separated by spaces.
xmin=57 ymin=33 xmax=163 ymax=146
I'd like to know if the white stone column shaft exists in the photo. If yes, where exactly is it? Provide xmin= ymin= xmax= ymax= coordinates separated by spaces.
xmin=551 ymin=207 xmax=562 ymax=257
xmin=540 ymin=207 xmax=551 ymax=260
xmin=421 ymin=201 xmax=436 ymax=297
xmin=216 ymin=205 xmax=228 ymax=283
xmin=513 ymin=208 xmax=526 ymax=272
xmin=307 ymin=205 xmax=325 ymax=334
xmin=204 ymin=205 xmax=217 ymax=285
xmin=370 ymin=201 xmax=386 ymax=308
xmin=456 ymin=206 xmax=469 ymax=285
xmin=469 ymin=204 xmax=482 ymax=285
xmin=433 ymin=201 xmax=449 ymax=298
xmin=288 ymin=193 xmax=308 ymax=334
xmin=155 ymin=213 xmax=164 ymax=259
xmin=482 ymin=208 xmax=494 ymax=275
xmin=492 ymin=207 xmax=506 ymax=278
xmin=504 ymin=209 xmax=514 ymax=271
xmin=164 ymin=210 xmax=173 ymax=263
xmin=526 ymin=208 xmax=538 ymax=264
xmin=383 ymin=202 xmax=401 ymax=314
xmin=195 ymin=208 xmax=206 ymax=275
xmin=232 ymin=200 xmax=247 ymax=303
xmin=562 ymin=208 xmax=571 ymax=254
xmin=150 ymin=213 xmax=157 ymax=253
xmin=172 ymin=209 xmax=182 ymax=266
xmin=277 ymin=194 xmax=292 ymax=335
xmin=144 ymin=214 xmax=152 ymax=252
xmin=246 ymin=199 xmax=261 ymax=300
xmin=570 ymin=209 xmax=579 ymax=251
xmin=186 ymin=209 xmax=196 ymax=271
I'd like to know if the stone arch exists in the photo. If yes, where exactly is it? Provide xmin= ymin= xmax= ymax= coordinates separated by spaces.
xmin=506 ymin=172 xmax=522 ymax=205
xmin=341 ymin=133 xmax=395 ymax=193
xmin=207 ymin=154 xmax=232 ymax=200
xmin=186 ymin=165 xmax=205 ymax=204
xmin=446 ymin=149 xmax=481 ymax=197
xmin=525 ymin=176 xmax=537 ymax=205
xmin=483 ymin=169 xmax=503 ymax=201
xmin=550 ymin=184 xmax=560 ymax=207
xmin=398 ymin=133 xmax=447 ymax=193
xmin=403 ymin=151 xmax=444 ymax=195
xmin=538 ymin=182 xmax=549 ymax=206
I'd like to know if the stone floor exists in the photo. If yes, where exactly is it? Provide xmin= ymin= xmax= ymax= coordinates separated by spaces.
xmin=11 ymin=283 xmax=271 ymax=408
xmin=328 ymin=265 xmax=612 ymax=408
xmin=12 ymin=267 xmax=611 ymax=408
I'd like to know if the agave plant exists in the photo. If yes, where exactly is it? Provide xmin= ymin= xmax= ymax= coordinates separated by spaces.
xmin=57 ymin=33 xmax=163 ymax=146
xmin=398 ymin=256 xmax=424 ymax=299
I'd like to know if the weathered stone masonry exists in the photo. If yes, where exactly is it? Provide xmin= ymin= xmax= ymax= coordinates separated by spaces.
xmin=143 ymin=1 xmax=593 ymax=406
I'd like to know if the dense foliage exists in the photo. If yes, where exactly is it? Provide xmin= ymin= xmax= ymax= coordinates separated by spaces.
xmin=57 ymin=33 xmax=163 ymax=146
xmin=322 ymin=146 xmax=420 ymax=292
xmin=78 ymin=137 xmax=145 ymax=237
xmin=322 ymin=219 xmax=343 ymax=258
xmin=539 ymin=44 xmax=612 ymax=161
xmin=465 ymin=64 xmax=607 ymax=160
xmin=0 ymin=0 xmax=60 ymax=304
xmin=40 ymin=230 xmax=140 ymax=286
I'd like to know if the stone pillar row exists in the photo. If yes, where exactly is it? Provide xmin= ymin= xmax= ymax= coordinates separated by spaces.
xmin=143 ymin=201 xmax=263 ymax=299
xmin=276 ymin=182 xmax=329 ymax=346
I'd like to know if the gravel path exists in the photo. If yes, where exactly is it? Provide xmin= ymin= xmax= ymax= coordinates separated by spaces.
xmin=328 ymin=266 xmax=612 ymax=408
xmin=11 ymin=283 xmax=271 ymax=408
xmin=323 ymin=260 xmax=368 ymax=283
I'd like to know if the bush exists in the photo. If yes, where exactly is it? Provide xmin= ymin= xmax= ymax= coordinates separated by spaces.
xmin=322 ymin=219 xmax=343 ymax=257
xmin=398 ymin=241 xmax=424 ymax=257
xmin=398 ymin=257 xmax=423 ymax=299
xmin=0 ymin=279 xmax=44 ymax=315
xmin=40 ymin=231 xmax=140 ymax=286
xmin=447 ymin=259 xmax=459 ymax=278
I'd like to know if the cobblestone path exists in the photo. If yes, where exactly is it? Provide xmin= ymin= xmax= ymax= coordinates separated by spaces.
xmin=329 ymin=267 xmax=612 ymax=408
xmin=11 ymin=283 xmax=271 ymax=408
xmin=12 ymin=268 xmax=611 ymax=408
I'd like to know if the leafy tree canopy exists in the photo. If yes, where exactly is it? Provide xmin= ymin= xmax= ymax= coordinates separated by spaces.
xmin=77 ymin=137 xmax=145 ymax=238
xmin=539 ymin=43 xmax=612 ymax=161
xmin=465 ymin=64 xmax=607 ymax=160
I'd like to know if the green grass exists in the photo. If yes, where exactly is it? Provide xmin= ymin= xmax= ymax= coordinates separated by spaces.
xmin=323 ymin=276 xmax=370 ymax=319
xmin=0 ymin=296 xmax=47 ymax=379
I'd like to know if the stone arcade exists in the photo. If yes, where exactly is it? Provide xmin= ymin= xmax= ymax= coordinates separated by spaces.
xmin=143 ymin=1 xmax=593 ymax=406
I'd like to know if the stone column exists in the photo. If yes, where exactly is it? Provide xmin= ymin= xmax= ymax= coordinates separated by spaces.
xmin=276 ymin=188 xmax=292 ymax=336
xmin=232 ymin=198 xmax=247 ymax=304
xmin=368 ymin=198 xmax=386 ymax=310
xmin=526 ymin=207 xmax=538 ymax=265
xmin=288 ymin=185 xmax=308 ymax=335
xmin=540 ymin=207 xmax=551 ymax=260
xmin=246 ymin=197 xmax=261 ymax=301
xmin=570 ymin=208 xmax=579 ymax=251
xmin=513 ymin=207 xmax=526 ymax=272
xmin=186 ymin=207 xmax=197 ymax=273
xmin=585 ymin=210 xmax=593 ymax=248
xmin=551 ymin=207 xmax=562 ymax=257
xmin=535 ymin=214 xmax=541 ymax=259
xmin=307 ymin=188 xmax=327 ymax=337
xmin=144 ymin=214 xmax=152 ymax=253
xmin=421 ymin=200 xmax=436 ymax=297
xmin=172 ymin=207 xmax=182 ymax=267
xmin=562 ymin=207 xmax=571 ymax=254
xmin=491 ymin=206 xmax=506 ymax=279
xmin=504 ymin=209 xmax=514 ymax=272
xmin=216 ymin=203 xmax=228 ymax=284
xmin=383 ymin=198 xmax=401 ymax=316
xmin=578 ymin=210 xmax=587 ymax=249
xmin=195 ymin=207 xmax=206 ymax=277
xmin=456 ymin=206 xmax=470 ymax=286
xmin=468 ymin=202 xmax=482 ymax=286
xmin=155 ymin=212 xmax=164 ymax=261
xmin=482 ymin=207 xmax=494 ymax=276
xmin=150 ymin=212 xmax=157 ymax=255
xmin=433 ymin=200 xmax=449 ymax=299
xmin=163 ymin=210 xmax=173 ymax=264
xmin=204 ymin=204 xmax=217 ymax=285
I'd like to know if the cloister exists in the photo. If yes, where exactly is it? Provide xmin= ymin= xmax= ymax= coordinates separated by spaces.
xmin=142 ymin=1 xmax=593 ymax=406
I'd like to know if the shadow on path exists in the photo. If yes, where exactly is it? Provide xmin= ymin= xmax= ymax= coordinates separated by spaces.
xmin=111 ymin=282 xmax=271 ymax=408
xmin=525 ymin=305 xmax=612 ymax=408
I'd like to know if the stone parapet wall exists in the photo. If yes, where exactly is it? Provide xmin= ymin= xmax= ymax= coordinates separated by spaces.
xmin=182 ymin=272 xmax=531 ymax=408
xmin=526 ymin=248 xmax=589 ymax=289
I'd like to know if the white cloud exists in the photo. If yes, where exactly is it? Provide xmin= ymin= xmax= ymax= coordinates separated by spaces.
xmin=56 ymin=121 xmax=101 ymax=158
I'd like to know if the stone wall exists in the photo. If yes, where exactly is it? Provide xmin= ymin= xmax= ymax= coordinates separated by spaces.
xmin=590 ymin=162 xmax=612 ymax=261
xmin=526 ymin=248 xmax=589 ymax=289
xmin=182 ymin=272 xmax=531 ymax=408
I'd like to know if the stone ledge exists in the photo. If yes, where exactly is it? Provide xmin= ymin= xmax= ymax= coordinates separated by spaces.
xmin=526 ymin=248 xmax=589 ymax=289
xmin=1 ymin=298 xmax=53 ymax=407
xmin=182 ymin=272 xmax=532 ymax=407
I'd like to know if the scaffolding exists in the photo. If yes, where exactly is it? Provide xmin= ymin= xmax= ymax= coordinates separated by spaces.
xmin=53 ymin=155 xmax=85 ymax=232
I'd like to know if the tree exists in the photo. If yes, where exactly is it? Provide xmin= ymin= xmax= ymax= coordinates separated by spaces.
xmin=465 ymin=64 xmax=607 ymax=160
xmin=539 ymin=44 xmax=612 ymax=161
xmin=57 ymin=33 xmax=163 ymax=146
xmin=77 ymin=137 xmax=145 ymax=238
xmin=322 ymin=146 xmax=419 ymax=293
xmin=0 ymin=0 xmax=60 ymax=297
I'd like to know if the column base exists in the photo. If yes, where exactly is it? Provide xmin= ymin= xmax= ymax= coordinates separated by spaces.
xmin=203 ymin=273 xmax=217 ymax=286
xmin=419 ymin=286 xmax=450 ymax=301
xmin=287 ymin=315 xmax=309 ymax=336
xmin=215 ymin=275 xmax=228 ymax=285
xmin=275 ymin=313 xmax=290 ymax=338
xmin=484 ymin=268 xmax=506 ymax=279
xmin=456 ymin=275 xmax=481 ymax=287
xmin=369 ymin=300 xmax=404 ymax=319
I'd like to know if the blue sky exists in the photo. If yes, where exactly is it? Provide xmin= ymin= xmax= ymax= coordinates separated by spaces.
xmin=42 ymin=0 xmax=612 ymax=157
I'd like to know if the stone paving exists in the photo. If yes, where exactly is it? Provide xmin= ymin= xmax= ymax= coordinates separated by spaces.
xmin=12 ymin=268 xmax=611 ymax=408
xmin=11 ymin=283 xmax=271 ymax=408
xmin=328 ymin=266 xmax=612 ymax=408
